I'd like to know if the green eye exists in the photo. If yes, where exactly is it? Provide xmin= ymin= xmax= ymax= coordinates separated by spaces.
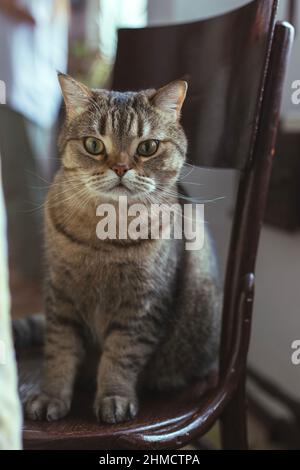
xmin=137 ymin=139 xmax=159 ymax=157
xmin=84 ymin=137 xmax=105 ymax=155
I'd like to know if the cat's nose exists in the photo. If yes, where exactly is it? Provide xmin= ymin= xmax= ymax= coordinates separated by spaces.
xmin=112 ymin=164 xmax=129 ymax=177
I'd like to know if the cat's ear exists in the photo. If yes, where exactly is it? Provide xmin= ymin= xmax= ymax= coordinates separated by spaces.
xmin=151 ymin=80 xmax=187 ymax=120
xmin=58 ymin=73 xmax=92 ymax=118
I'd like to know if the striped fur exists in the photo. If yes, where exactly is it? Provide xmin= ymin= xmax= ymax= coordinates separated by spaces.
xmin=13 ymin=314 xmax=45 ymax=351
xmin=25 ymin=75 xmax=221 ymax=424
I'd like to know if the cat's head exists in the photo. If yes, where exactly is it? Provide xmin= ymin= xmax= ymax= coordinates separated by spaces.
xmin=58 ymin=74 xmax=187 ymax=202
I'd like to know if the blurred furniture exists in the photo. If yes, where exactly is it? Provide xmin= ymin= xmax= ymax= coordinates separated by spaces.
xmin=265 ymin=129 xmax=300 ymax=231
xmin=19 ymin=0 xmax=293 ymax=449
xmin=264 ymin=0 xmax=299 ymax=231
xmin=248 ymin=367 xmax=300 ymax=449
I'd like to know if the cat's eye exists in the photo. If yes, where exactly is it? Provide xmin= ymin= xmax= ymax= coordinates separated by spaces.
xmin=84 ymin=137 xmax=105 ymax=155
xmin=137 ymin=139 xmax=159 ymax=157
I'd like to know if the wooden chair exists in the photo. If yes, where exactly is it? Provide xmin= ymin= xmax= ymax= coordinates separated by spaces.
xmin=18 ymin=0 xmax=293 ymax=450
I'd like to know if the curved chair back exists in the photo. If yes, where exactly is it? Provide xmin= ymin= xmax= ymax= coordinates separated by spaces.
xmin=113 ymin=0 xmax=278 ymax=169
xmin=112 ymin=3 xmax=294 ymax=447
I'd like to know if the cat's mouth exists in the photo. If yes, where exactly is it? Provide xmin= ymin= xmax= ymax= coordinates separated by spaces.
xmin=115 ymin=179 xmax=132 ymax=190
xmin=109 ymin=182 xmax=133 ymax=196
xmin=114 ymin=184 xmax=130 ymax=192
xmin=91 ymin=171 xmax=156 ymax=199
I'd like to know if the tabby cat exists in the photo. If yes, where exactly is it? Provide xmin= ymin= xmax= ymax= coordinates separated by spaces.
xmin=25 ymin=74 xmax=221 ymax=424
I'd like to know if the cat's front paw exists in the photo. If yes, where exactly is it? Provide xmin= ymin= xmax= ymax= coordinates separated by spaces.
xmin=94 ymin=394 xmax=138 ymax=424
xmin=25 ymin=392 xmax=70 ymax=422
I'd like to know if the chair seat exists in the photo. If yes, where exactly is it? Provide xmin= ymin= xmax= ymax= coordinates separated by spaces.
xmin=18 ymin=348 xmax=221 ymax=450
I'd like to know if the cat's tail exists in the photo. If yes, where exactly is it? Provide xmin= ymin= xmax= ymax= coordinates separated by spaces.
xmin=13 ymin=313 xmax=45 ymax=352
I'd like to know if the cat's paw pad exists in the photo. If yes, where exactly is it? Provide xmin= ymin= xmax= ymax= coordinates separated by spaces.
xmin=94 ymin=395 xmax=138 ymax=424
xmin=25 ymin=393 xmax=70 ymax=422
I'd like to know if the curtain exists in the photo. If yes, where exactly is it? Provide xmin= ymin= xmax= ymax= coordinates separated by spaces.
xmin=0 ymin=158 xmax=22 ymax=450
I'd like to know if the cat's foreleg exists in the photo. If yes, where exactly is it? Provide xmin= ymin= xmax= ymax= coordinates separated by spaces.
xmin=25 ymin=284 xmax=85 ymax=421
xmin=94 ymin=308 xmax=162 ymax=424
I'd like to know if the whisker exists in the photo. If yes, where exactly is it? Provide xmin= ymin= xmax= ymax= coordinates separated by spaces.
xmin=179 ymin=181 xmax=204 ymax=187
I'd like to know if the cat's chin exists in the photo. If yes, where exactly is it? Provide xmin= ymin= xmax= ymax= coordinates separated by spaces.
xmin=98 ymin=186 xmax=152 ymax=204
xmin=110 ymin=185 xmax=132 ymax=196
xmin=98 ymin=185 xmax=133 ymax=202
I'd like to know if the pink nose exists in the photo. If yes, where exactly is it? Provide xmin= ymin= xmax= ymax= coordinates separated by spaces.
xmin=112 ymin=164 xmax=129 ymax=177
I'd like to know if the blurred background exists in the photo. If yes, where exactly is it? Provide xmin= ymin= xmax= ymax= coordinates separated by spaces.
xmin=0 ymin=0 xmax=299 ymax=449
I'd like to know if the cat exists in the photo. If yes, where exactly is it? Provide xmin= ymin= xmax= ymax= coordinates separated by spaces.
xmin=24 ymin=74 xmax=221 ymax=424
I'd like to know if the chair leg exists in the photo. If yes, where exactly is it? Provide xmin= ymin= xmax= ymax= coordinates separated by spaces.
xmin=220 ymin=378 xmax=248 ymax=450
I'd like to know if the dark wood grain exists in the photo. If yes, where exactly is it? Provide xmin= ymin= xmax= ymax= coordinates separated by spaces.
xmin=19 ymin=349 xmax=221 ymax=450
xmin=220 ymin=21 xmax=294 ymax=449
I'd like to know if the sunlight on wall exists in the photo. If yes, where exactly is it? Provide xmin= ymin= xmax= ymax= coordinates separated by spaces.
xmin=99 ymin=0 xmax=147 ymax=60
xmin=148 ymin=0 xmax=252 ymax=25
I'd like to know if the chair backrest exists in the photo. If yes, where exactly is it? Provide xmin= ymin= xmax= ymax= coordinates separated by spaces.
xmin=112 ymin=1 xmax=294 ymax=381
xmin=112 ymin=0 xmax=278 ymax=169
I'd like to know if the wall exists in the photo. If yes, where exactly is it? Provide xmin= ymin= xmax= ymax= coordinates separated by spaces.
xmin=148 ymin=0 xmax=300 ymax=124
xmin=148 ymin=0 xmax=251 ymax=24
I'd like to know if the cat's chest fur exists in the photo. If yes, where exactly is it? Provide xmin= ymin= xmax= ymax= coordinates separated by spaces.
xmin=68 ymin=246 xmax=162 ymax=341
